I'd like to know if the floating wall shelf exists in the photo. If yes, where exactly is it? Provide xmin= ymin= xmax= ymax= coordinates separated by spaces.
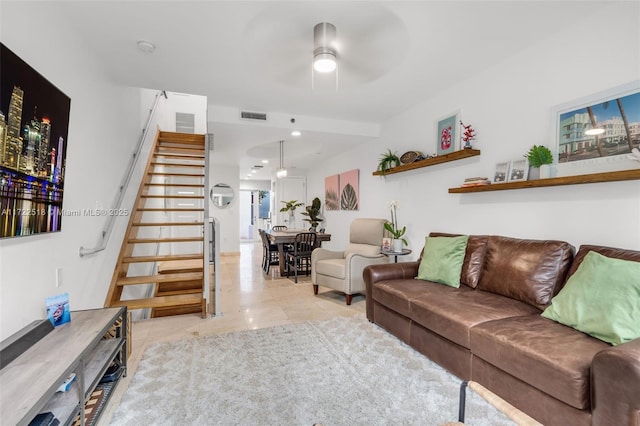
xmin=448 ymin=168 xmax=640 ymax=193
xmin=373 ymin=149 xmax=481 ymax=176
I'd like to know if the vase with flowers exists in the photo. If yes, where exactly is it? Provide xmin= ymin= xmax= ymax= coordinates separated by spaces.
xmin=384 ymin=200 xmax=407 ymax=253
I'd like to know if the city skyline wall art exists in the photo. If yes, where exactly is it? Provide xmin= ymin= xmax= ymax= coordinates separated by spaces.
xmin=0 ymin=43 xmax=71 ymax=238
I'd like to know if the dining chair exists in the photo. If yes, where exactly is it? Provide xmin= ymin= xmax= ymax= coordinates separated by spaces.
xmin=285 ymin=232 xmax=317 ymax=283
xmin=259 ymin=229 xmax=279 ymax=274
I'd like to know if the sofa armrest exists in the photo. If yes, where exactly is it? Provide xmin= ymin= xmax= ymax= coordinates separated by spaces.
xmin=591 ymin=337 xmax=640 ymax=426
xmin=363 ymin=261 xmax=420 ymax=321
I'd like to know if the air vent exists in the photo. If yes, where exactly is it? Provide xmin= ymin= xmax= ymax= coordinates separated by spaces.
xmin=176 ymin=112 xmax=195 ymax=133
xmin=240 ymin=111 xmax=267 ymax=121
xmin=252 ymin=165 xmax=264 ymax=169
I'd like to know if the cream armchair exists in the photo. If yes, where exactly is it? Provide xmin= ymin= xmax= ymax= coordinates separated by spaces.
xmin=312 ymin=218 xmax=390 ymax=305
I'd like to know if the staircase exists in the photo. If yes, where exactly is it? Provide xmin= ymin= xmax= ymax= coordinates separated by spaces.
xmin=105 ymin=131 xmax=207 ymax=318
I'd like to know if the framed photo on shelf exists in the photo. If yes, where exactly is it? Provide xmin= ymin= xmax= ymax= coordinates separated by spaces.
xmin=493 ymin=161 xmax=510 ymax=183
xmin=382 ymin=238 xmax=391 ymax=251
xmin=553 ymin=80 xmax=640 ymax=170
xmin=508 ymin=159 xmax=529 ymax=182
xmin=436 ymin=110 xmax=460 ymax=156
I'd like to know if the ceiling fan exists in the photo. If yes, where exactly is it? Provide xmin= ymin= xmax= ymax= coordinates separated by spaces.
xmin=241 ymin=2 xmax=409 ymax=90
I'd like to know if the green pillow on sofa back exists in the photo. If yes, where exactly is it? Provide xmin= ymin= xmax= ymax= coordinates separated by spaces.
xmin=542 ymin=251 xmax=640 ymax=346
xmin=416 ymin=235 xmax=469 ymax=287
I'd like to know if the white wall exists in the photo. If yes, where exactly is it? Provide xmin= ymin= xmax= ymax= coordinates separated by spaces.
xmin=210 ymin=165 xmax=240 ymax=254
xmin=0 ymin=4 xmax=143 ymax=339
xmin=308 ymin=2 xmax=640 ymax=255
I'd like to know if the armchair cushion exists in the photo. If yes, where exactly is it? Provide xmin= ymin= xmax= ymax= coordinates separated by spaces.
xmin=315 ymin=258 xmax=346 ymax=279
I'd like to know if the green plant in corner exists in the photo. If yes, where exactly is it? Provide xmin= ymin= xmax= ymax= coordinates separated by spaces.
xmin=525 ymin=145 xmax=553 ymax=168
xmin=377 ymin=149 xmax=401 ymax=175
xmin=301 ymin=197 xmax=323 ymax=230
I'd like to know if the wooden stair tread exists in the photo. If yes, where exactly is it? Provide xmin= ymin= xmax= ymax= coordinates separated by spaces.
xmin=132 ymin=221 xmax=204 ymax=226
xmin=123 ymin=253 xmax=204 ymax=263
xmin=150 ymin=162 xmax=204 ymax=168
xmin=156 ymin=289 xmax=202 ymax=297
xmin=156 ymin=146 xmax=204 ymax=153
xmin=116 ymin=272 xmax=204 ymax=286
xmin=157 ymin=144 xmax=205 ymax=151
xmin=153 ymin=153 xmax=205 ymax=159
xmin=148 ymin=172 xmax=205 ymax=177
xmin=112 ymin=293 xmax=203 ymax=310
xmin=158 ymin=132 xmax=205 ymax=142
xmin=128 ymin=237 xmax=204 ymax=243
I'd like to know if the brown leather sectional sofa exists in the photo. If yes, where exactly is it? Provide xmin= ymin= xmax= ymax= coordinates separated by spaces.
xmin=363 ymin=233 xmax=640 ymax=426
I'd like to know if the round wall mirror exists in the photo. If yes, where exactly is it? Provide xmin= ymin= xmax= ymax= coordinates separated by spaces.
xmin=210 ymin=183 xmax=234 ymax=208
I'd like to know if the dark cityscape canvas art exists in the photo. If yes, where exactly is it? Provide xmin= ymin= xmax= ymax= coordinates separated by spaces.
xmin=0 ymin=43 xmax=71 ymax=238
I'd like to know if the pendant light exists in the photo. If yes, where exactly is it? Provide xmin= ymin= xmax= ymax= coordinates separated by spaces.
xmin=276 ymin=140 xmax=287 ymax=178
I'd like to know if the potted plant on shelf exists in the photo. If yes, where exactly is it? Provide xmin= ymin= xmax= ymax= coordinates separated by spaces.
xmin=384 ymin=200 xmax=407 ymax=253
xmin=377 ymin=149 xmax=401 ymax=176
xmin=279 ymin=200 xmax=304 ymax=228
xmin=525 ymin=145 xmax=554 ymax=179
xmin=301 ymin=197 xmax=323 ymax=231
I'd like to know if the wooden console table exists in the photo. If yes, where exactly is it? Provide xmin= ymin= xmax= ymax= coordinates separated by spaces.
xmin=0 ymin=307 xmax=127 ymax=426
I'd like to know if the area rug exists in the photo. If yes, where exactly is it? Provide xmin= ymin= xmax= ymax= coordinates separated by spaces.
xmin=110 ymin=315 xmax=515 ymax=426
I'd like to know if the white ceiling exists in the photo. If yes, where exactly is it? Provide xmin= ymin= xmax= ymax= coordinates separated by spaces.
xmin=43 ymin=1 xmax=611 ymax=180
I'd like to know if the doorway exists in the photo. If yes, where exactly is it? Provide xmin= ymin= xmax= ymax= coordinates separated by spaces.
xmin=239 ymin=190 xmax=271 ymax=241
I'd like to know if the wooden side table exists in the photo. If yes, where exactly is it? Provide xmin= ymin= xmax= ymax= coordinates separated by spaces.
xmin=381 ymin=248 xmax=412 ymax=263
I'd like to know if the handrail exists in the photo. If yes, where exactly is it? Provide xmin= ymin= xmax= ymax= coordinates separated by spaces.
xmin=79 ymin=91 xmax=168 ymax=257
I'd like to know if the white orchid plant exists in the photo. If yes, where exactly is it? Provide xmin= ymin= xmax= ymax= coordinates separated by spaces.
xmin=384 ymin=200 xmax=408 ymax=245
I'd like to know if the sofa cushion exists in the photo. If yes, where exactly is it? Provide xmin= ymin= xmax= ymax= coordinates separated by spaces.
xmin=410 ymin=289 xmax=539 ymax=348
xmin=542 ymin=251 xmax=640 ymax=345
xmin=372 ymin=279 xmax=472 ymax=318
xmin=416 ymin=235 xmax=469 ymax=287
xmin=470 ymin=315 xmax=609 ymax=410
xmin=314 ymin=258 xmax=345 ymax=279
xmin=477 ymin=236 xmax=574 ymax=310
xmin=566 ymin=244 xmax=640 ymax=280
xmin=428 ymin=233 xmax=489 ymax=288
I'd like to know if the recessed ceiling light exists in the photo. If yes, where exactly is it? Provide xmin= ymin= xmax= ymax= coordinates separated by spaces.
xmin=137 ymin=40 xmax=155 ymax=53
xmin=262 ymin=159 xmax=269 ymax=164
xmin=291 ymin=130 xmax=301 ymax=137
xmin=251 ymin=170 xmax=257 ymax=174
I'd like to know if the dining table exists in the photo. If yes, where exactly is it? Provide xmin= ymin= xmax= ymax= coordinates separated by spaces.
xmin=266 ymin=229 xmax=332 ymax=277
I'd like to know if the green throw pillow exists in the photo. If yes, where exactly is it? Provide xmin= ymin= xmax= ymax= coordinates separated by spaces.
xmin=541 ymin=251 xmax=640 ymax=346
xmin=416 ymin=235 xmax=469 ymax=288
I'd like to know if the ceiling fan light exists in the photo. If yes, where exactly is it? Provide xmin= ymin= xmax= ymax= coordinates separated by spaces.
xmin=276 ymin=168 xmax=287 ymax=178
xmin=314 ymin=52 xmax=337 ymax=73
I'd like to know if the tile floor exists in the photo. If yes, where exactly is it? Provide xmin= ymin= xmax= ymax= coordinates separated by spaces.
xmin=98 ymin=241 xmax=364 ymax=424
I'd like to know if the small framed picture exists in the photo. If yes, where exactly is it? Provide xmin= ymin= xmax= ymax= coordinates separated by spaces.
xmin=382 ymin=237 xmax=391 ymax=251
xmin=493 ymin=161 xmax=510 ymax=183
xmin=508 ymin=159 xmax=529 ymax=182
xmin=435 ymin=110 xmax=460 ymax=156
